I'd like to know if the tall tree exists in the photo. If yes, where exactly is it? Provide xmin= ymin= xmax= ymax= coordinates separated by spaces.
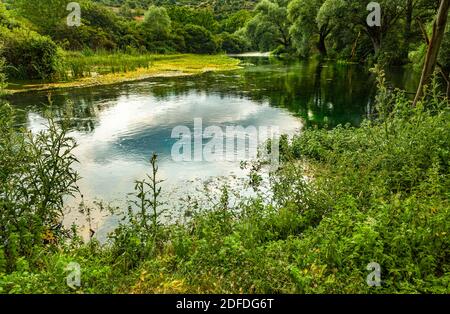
xmin=318 ymin=0 xmax=404 ymax=55
xmin=405 ymin=0 xmax=414 ymax=42
xmin=246 ymin=0 xmax=292 ymax=51
xmin=13 ymin=0 xmax=69 ymax=34
xmin=288 ymin=0 xmax=331 ymax=57
xmin=143 ymin=5 xmax=172 ymax=40
xmin=414 ymin=0 xmax=450 ymax=105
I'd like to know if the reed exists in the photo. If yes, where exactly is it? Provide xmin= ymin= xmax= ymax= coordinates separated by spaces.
xmin=62 ymin=50 xmax=164 ymax=79
xmin=58 ymin=50 xmax=239 ymax=81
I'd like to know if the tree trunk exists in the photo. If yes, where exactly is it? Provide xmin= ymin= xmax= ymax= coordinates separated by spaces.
xmin=317 ymin=34 xmax=327 ymax=57
xmin=371 ymin=36 xmax=381 ymax=55
xmin=405 ymin=0 xmax=413 ymax=41
xmin=351 ymin=32 xmax=361 ymax=61
xmin=366 ymin=26 xmax=382 ymax=55
xmin=413 ymin=0 xmax=450 ymax=106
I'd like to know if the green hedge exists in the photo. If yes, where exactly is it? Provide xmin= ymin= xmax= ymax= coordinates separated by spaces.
xmin=1 ymin=27 xmax=63 ymax=80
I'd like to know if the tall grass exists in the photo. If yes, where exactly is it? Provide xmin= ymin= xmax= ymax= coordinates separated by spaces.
xmin=60 ymin=50 xmax=185 ymax=80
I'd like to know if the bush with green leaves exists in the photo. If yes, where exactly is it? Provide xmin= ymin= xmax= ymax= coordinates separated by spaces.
xmin=1 ymin=27 xmax=63 ymax=80
xmin=220 ymin=32 xmax=251 ymax=53
xmin=180 ymin=24 xmax=219 ymax=54
xmin=0 ymin=2 xmax=64 ymax=80
xmin=281 ymin=87 xmax=449 ymax=292
xmin=0 ymin=103 xmax=80 ymax=272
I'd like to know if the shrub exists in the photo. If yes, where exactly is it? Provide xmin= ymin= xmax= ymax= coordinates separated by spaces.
xmin=220 ymin=32 xmax=250 ymax=53
xmin=0 ymin=103 xmax=80 ymax=272
xmin=142 ymin=6 xmax=172 ymax=41
xmin=1 ymin=28 xmax=63 ymax=80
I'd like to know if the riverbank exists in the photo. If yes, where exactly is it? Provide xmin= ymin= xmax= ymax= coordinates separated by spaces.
xmin=5 ymin=54 xmax=242 ymax=94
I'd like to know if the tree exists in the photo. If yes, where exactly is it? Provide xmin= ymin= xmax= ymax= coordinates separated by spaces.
xmin=166 ymin=6 xmax=218 ymax=32
xmin=143 ymin=5 xmax=172 ymax=40
xmin=288 ymin=0 xmax=331 ymax=57
xmin=245 ymin=0 xmax=292 ymax=52
xmin=48 ymin=1 xmax=133 ymax=51
xmin=319 ymin=0 xmax=404 ymax=55
xmin=181 ymin=24 xmax=218 ymax=54
xmin=219 ymin=10 xmax=252 ymax=34
xmin=220 ymin=32 xmax=251 ymax=53
xmin=1 ymin=28 xmax=62 ymax=80
xmin=1 ymin=2 xmax=63 ymax=80
xmin=13 ymin=0 xmax=68 ymax=34
xmin=414 ymin=0 xmax=450 ymax=104
xmin=438 ymin=24 xmax=450 ymax=96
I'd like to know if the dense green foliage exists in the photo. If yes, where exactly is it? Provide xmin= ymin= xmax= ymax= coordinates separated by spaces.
xmin=0 ymin=0 xmax=254 ymax=79
xmin=0 ymin=70 xmax=448 ymax=293
xmin=245 ymin=0 xmax=293 ymax=53
xmin=93 ymin=0 xmax=258 ymax=17
xmin=4 ymin=0 xmax=254 ymax=55
xmin=0 ymin=3 xmax=64 ymax=80
xmin=0 ymin=103 xmax=80 ymax=273
xmin=288 ymin=0 xmax=329 ymax=57
xmin=181 ymin=24 xmax=220 ymax=54
xmin=13 ymin=0 xmax=69 ymax=34
xmin=1 ymin=0 xmax=448 ymax=81
xmin=1 ymin=29 xmax=63 ymax=80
